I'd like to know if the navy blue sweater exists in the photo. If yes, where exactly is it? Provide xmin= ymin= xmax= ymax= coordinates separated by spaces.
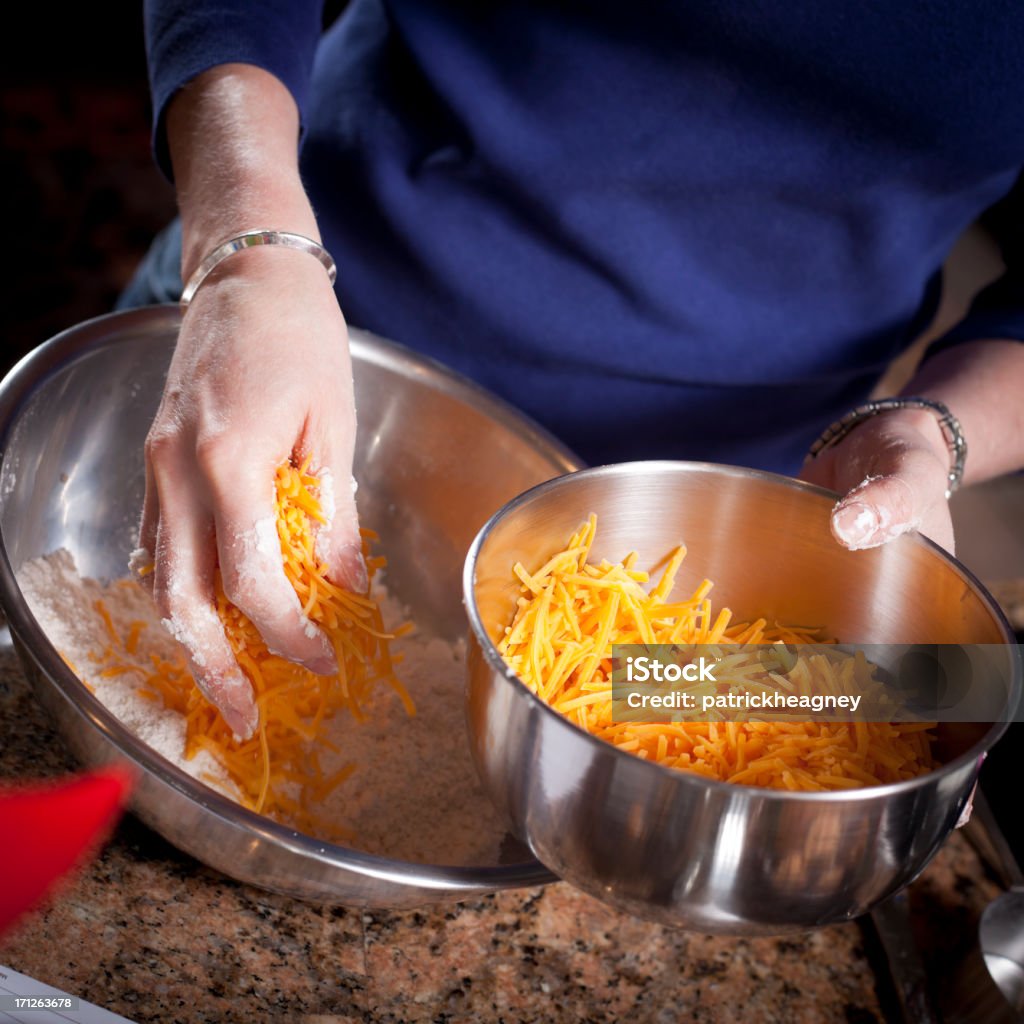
xmin=144 ymin=0 xmax=1024 ymax=471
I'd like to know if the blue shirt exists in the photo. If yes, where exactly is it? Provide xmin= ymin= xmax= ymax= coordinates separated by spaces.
xmin=144 ymin=0 xmax=1024 ymax=471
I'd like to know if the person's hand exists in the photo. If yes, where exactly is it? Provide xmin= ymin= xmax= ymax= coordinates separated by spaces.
xmin=799 ymin=407 xmax=954 ymax=554
xmin=137 ymin=248 xmax=365 ymax=738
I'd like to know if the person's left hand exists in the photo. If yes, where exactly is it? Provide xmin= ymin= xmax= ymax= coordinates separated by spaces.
xmin=799 ymin=407 xmax=955 ymax=553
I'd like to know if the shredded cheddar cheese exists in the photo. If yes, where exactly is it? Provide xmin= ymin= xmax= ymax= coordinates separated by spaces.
xmin=498 ymin=515 xmax=936 ymax=791
xmin=90 ymin=459 xmax=412 ymax=835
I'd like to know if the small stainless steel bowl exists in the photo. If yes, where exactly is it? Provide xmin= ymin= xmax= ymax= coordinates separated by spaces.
xmin=463 ymin=462 xmax=1021 ymax=934
xmin=0 ymin=305 xmax=578 ymax=907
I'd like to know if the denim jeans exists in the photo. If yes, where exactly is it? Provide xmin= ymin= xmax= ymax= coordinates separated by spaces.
xmin=115 ymin=219 xmax=184 ymax=309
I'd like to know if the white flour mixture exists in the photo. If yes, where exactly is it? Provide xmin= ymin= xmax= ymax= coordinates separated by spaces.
xmin=20 ymin=549 xmax=509 ymax=866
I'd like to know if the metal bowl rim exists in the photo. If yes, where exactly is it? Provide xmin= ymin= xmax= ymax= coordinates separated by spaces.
xmin=0 ymin=305 xmax=570 ymax=892
xmin=463 ymin=459 xmax=1022 ymax=804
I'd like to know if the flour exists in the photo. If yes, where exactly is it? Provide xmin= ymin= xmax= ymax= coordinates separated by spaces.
xmin=19 ymin=549 xmax=509 ymax=867
xmin=252 ymin=516 xmax=279 ymax=558
xmin=20 ymin=549 xmax=235 ymax=794
xmin=313 ymin=604 xmax=507 ymax=865
xmin=311 ymin=470 xmax=335 ymax=569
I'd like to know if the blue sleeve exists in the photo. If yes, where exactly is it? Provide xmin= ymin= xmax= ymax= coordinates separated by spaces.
xmin=143 ymin=0 xmax=324 ymax=179
xmin=925 ymin=173 xmax=1024 ymax=358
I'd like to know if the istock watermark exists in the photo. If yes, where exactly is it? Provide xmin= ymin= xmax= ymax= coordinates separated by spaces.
xmin=623 ymin=653 xmax=718 ymax=684
xmin=610 ymin=643 xmax=1022 ymax=724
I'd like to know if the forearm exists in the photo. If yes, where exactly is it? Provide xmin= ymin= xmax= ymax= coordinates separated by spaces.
xmin=897 ymin=339 xmax=1024 ymax=484
xmin=146 ymin=69 xmax=362 ymax=733
xmin=166 ymin=63 xmax=319 ymax=278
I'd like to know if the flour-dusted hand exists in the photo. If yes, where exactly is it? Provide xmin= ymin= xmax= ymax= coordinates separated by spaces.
xmin=140 ymin=249 xmax=364 ymax=737
xmin=800 ymin=407 xmax=954 ymax=553
xmin=801 ymin=340 xmax=1024 ymax=556
xmin=136 ymin=64 xmax=366 ymax=738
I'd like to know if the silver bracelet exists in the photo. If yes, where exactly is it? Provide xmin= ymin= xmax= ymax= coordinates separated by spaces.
xmin=807 ymin=396 xmax=967 ymax=498
xmin=179 ymin=229 xmax=337 ymax=308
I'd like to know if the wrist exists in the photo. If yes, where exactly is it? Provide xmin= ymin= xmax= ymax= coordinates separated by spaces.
xmin=179 ymin=181 xmax=319 ymax=281
xmin=181 ymin=231 xmax=337 ymax=308
xmin=881 ymin=406 xmax=948 ymax=463
xmin=166 ymin=64 xmax=319 ymax=278
xmin=808 ymin=396 xmax=967 ymax=497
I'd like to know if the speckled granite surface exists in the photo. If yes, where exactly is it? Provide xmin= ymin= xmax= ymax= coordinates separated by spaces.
xmin=0 ymin=646 xmax=1003 ymax=1024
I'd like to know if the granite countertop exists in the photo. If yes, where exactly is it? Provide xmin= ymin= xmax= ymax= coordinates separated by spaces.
xmin=0 ymin=647 xmax=1004 ymax=1024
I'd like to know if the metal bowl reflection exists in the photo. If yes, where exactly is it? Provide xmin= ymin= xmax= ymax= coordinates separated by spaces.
xmin=463 ymin=462 xmax=1020 ymax=933
xmin=0 ymin=305 xmax=578 ymax=907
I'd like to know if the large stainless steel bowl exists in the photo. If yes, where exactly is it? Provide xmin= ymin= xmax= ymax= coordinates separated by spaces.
xmin=0 ymin=305 xmax=578 ymax=907
xmin=464 ymin=462 xmax=1021 ymax=934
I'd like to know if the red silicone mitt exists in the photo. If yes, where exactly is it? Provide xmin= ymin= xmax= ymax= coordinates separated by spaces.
xmin=0 ymin=766 xmax=132 ymax=936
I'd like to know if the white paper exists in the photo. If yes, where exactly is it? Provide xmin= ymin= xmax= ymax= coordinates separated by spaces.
xmin=0 ymin=965 xmax=135 ymax=1024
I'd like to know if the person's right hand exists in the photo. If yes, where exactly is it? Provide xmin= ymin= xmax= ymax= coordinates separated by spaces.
xmin=138 ymin=246 xmax=365 ymax=739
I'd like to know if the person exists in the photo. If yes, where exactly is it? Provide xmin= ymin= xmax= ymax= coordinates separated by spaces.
xmin=121 ymin=0 xmax=1024 ymax=737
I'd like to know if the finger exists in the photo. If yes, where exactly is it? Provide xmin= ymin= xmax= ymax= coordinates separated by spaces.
xmin=132 ymin=438 xmax=161 ymax=589
xmin=313 ymin=467 xmax=368 ymax=594
xmin=297 ymin=384 xmax=367 ymax=593
xmin=830 ymin=447 xmax=952 ymax=552
xmin=202 ymin=445 xmax=338 ymax=673
xmin=151 ymin=450 xmax=258 ymax=739
xmin=831 ymin=474 xmax=916 ymax=549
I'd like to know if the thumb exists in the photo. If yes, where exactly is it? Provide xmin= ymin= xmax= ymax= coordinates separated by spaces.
xmin=315 ymin=469 xmax=369 ymax=593
xmin=830 ymin=448 xmax=954 ymax=554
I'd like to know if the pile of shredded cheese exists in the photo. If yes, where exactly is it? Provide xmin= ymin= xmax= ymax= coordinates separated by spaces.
xmin=94 ymin=459 xmax=412 ymax=834
xmin=498 ymin=515 xmax=937 ymax=791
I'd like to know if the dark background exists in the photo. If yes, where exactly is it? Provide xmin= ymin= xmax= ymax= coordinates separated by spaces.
xmin=0 ymin=1 xmax=349 ymax=371
xmin=1 ymin=3 xmax=176 ymax=370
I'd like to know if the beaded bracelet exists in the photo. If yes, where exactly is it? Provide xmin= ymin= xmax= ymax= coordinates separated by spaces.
xmin=807 ymin=396 xmax=967 ymax=499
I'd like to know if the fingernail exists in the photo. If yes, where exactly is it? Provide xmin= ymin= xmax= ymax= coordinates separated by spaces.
xmin=193 ymin=665 xmax=258 ymax=741
xmin=832 ymin=501 xmax=880 ymax=548
xmin=223 ymin=698 xmax=258 ymax=742
xmin=307 ymin=655 xmax=338 ymax=676
xmin=338 ymin=543 xmax=369 ymax=593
